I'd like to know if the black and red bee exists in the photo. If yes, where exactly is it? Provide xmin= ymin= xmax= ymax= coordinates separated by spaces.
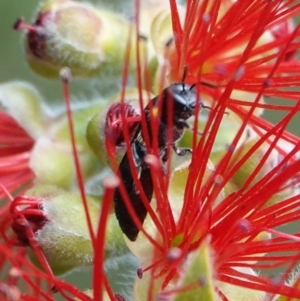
xmin=106 ymin=82 xmax=203 ymax=241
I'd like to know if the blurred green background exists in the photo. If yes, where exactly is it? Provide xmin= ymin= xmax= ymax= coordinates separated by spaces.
xmin=0 ymin=1 xmax=60 ymax=99
xmin=0 ymin=1 xmax=300 ymax=299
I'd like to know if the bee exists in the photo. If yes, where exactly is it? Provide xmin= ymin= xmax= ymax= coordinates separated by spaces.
xmin=111 ymin=82 xmax=201 ymax=241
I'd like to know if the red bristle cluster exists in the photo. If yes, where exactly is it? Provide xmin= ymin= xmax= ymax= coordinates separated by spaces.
xmin=0 ymin=112 xmax=35 ymax=199
xmin=1 ymin=0 xmax=300 ymax=300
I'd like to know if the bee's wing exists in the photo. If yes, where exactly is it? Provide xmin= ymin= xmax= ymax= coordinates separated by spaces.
xmin=114 ymin=128 xmax=154 ymax=241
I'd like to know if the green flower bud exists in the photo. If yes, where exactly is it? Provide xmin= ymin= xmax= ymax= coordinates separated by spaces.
xmin=29 ymin=138 xmax=75 ymax=189
xmin=133 ymin=241 xmax=215 ymax=301
xmin=150 ymin=8 xmax=184 ymax=57
xmin=150 ymin=7 xmax=185 ymax=93
xmin=23 ymin=185 xmax=127 ymax=275
xmin=230 ymin=139 xmax=277 ymax=188
xmin=50 ymin=102 xmax=102 ymax=148
xmin=226 ymin=138 xmax=299 ymax=208
xmin=174 ymin=239 xmax=216 ymax=301
xmin=22 ymin=0 xmax=138 ymax=78
xmin=48 ymin=102 xmax=104 ymax=176
xmin=0 ymin=81 xmax=46 ymax=138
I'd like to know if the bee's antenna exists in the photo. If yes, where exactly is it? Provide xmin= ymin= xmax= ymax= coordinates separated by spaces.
xmin=189 ymin=80 xmax=216 ymax=91
xmin=189 ymin=83 xmax=197 ymax=91
xmin=199 ymin=81 xmax=217 ymax=89
xmin=201 ymin=104 xmax=212 ymax=110
xmin=165 ymin=37 xmax=174 ymax=48
xmin=182 ymin=65 xmax=188 ymax=82
xmin=182 ymin=65 xmax=188 ymax=90
xmin=201 ymin=103 xmax=229 ymax=116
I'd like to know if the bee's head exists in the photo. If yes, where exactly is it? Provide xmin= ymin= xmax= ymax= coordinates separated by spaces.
xmin=163 ymin=83 xmax=197 ymax=120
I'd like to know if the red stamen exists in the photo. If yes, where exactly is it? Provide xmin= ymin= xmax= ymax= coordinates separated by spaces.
xmin=13 ymin=17 xmax=39 ymax=33
xmin=93 ymin=176 xmax=119 ymax=301
xmin=60 ymin=68 xmax=96 ymax=248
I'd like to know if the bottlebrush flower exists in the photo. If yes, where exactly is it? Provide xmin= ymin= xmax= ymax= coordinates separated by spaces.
xmin=0 ymin=80 xmax=108 ymax=193
xmin=1 ymin=0 xmax=300 ymax=301
xmin=86 ymin=88 xmax=153 ymax=164
xmin=0 ymin=80 xmax=50 ymax=196
xmin=0 ymin=111 xmax=35 ymax=200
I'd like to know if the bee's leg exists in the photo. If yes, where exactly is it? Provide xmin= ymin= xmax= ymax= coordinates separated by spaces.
xmin=173 ymin=144 xmax=192 ymax=156
xmin=132 ymin=140 xmax=147 ymax=168
xmin=177 ymin=119 xmax=190 ymax=129
xmin=160 ymin=148 xmax=169 ymax=163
